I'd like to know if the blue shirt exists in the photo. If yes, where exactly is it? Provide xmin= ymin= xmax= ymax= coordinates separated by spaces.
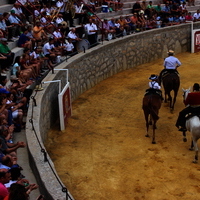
xmin=164 ymin=56 xmax=181 ymax=69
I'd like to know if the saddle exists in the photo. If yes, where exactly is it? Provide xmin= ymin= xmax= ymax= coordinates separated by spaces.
xmin=185 ymin=107 xmax=200 ymax=120
xmin=162 ymin=69 xmax=179 ymax=79
xmin=145 ymin=88 xmax=162 ymax=99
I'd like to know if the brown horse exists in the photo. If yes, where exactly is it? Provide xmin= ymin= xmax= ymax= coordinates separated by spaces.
xmin=162 ymin=72 xmax=180 ymax=112
xmin=142 ymin=93 xmax=162 ymax=144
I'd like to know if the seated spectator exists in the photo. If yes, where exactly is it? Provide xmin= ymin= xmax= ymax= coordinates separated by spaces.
xmin=162 ymin=2 xmax=171 ymax=18
xmin=0 ymin=168 xmax=10 ymax=200
xmin=11 ymin=3 xmax=26 ymax=24
xmin=18 ymin=28 xmax=32 ymax=50
xmin=173 ymin=14 xmax=181 ymax=24
xmin=132 ymin=1 xmax=142 ymax=14
xmin=154 ymin=3 xmax=162 ymax=15
xmin=115 ymin=19 xmax=123 ymax=37
xmin=40 ymin=11 xmax=54 ymax=33
xmin=146 ymin=1 xmax=155 ymax=18
xmin=179 ymin=2 xmax=187 ymax=14
xmin=130 ymin=13 xmax=140 ymax=31
xmin=179 ymin=13 xmax=186 ymax=23
xmin=26 ymin=25 xmax=36 ymax=50
xmin=6 ymin=93 xmax=24 ymax=130
xmin=74 ymin=2 xmax=88 ymax=25
xmin=102 ymin=19 xmax=116 ymax=40
xmin=2 ymin=12 xmax=16 ymax=41
xmin=0 ymin=38 xmax=15 ymax=72
xmin=43 ymin=38 xmax=62 ymax=67
xmin=53 ymin=24 xmax=64 ymax=47
xmin=19 ymin=53 xmax=37 ymax=79
xmin=118 ymin=16 xmax=131 ymax=34
xmin=193 ymin=9 xmax=200 ymax=22
xmin=185 ymin=12 xmax=193 ymax=21
xmin=8 ymin=10 xmax=24 ymax=37
xmin=138 ymin=10 xmax=147 ymax=31
xmin=67 ymin=28 xmax=82 ymax=50
xmin=0 ymin=124 xmax=26 ymax=157
xmin=4 ymin=182 xmax=39 ymax=200
xmin=32 ymin=20 xmax=48 ymax=46
xmin=161 ymin=15 xmax=170 ymax=27
xmin=0 ymin=14 xmax=8 ymax=40
xmin=63 ymin=39 xmax=75 ymax=55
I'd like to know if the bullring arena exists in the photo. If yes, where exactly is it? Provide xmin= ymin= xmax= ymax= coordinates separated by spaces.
xmin=26 ymin=23 xmax=200 ymax=199
xmin=45 ymin=52 xmax=200 ymax=200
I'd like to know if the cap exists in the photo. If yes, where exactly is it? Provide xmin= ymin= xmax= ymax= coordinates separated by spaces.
xmin=0 ymin=88 xmax=10 ymax=94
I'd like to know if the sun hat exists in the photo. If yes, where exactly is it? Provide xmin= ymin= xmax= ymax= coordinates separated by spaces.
xmin=149 ymin=74 xmax=158 ymax=80
xmin=167 ymin=50 xmax=174 ymax=54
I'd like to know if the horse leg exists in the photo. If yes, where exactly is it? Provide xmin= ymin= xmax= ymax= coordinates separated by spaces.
xmin=152 ymin=121 xmax=156 ymax=144
xmin=168 ymin=92 xmax=172 ymax=110
xmin=149 ymin=115 xmax=152 ymax=125
xmin=189 ymin=139 xmax=194 ymax=151
xmin=192 ymin=138 xmax=198 ymax=163
xmin=164 ymin=91 xmax=168 ymax=103
xmin=182 ymin=131 xmax=187 ymax=142
xmin=145 ymin=114 xmax=150 ymax=138
xmin=171 ymin=90 xmax=178 ymax=111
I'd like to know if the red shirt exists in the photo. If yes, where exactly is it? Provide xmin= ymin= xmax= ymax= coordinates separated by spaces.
xmin=185 ymin=92 xmax=200 ymax=106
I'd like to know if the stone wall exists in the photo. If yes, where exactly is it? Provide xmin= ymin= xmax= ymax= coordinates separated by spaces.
xmin=26 ymin=22 xmax=199 ymax=200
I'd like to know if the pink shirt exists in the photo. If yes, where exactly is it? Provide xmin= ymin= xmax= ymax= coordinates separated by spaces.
xmin=0 ymin=183 xmax=8 ymax=200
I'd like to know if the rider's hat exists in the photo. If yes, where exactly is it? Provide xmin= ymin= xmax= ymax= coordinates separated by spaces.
xmin=167 ymin=50 xmax=174 ymax=54
xmin=149 ymin=74 xmax=158 ymax=80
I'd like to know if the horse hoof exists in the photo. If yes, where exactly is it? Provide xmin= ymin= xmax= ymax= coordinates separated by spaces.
xmin=145 ymin=134 xmax=149 ymax=137
xmin=189 ymin=148 xmax=194 ymax=151
xmin=192 ymin=160 xmax=198 ymax=164
xmin=183 ymin=138 xmax=187 ymax=142
xmin=152 ymin=141 xmax=156 ymax=144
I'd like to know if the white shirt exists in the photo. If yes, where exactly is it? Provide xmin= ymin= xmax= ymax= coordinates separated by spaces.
xmin=64 ymin=42 xmax=74 ymax=51
xmin=149 ymin=81 xmax=161 ymax=90
xmin=11 ymin=7 xmax=23 ymax=15
xmin=67 ymin=31 xmax=77 ymax=39
xmin=43 ymin=42 xmax=55 ymax=55
xmin=53 ymin=30 xmax=62 ymax=38
xmin=56 ymin=1 xmax=65 ymax=13
xmin=56 ymin=17 xmax=64 ymax=25
xmin=193 ymin=12 xmax=200 ymax=19
xmin=16 ymin=0 xmax=27 ymax=5
xmin=164 ymin=56 xmax=181 ymax=69
xmin=85 ymin=23 xmax=97 ymax=35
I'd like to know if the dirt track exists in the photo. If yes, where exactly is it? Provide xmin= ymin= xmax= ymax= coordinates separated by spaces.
xmin=46 ymin=52 xmax=200 ymax=200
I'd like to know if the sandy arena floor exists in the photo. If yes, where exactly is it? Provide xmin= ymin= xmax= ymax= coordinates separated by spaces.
xmin=46 ymin=52 xmax=200 ymax=200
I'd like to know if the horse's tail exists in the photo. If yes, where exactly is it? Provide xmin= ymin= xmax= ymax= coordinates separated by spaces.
xmin=147 ymin=98 xmax=159 ymax=121
xmin=150 ymin=106 xmax=159 ymax=121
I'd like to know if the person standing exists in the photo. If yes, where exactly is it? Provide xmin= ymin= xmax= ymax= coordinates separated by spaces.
xmin=84 ymin=18 xmax=98 ymax=46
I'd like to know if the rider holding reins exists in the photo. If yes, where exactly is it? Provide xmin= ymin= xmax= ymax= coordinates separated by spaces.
xmin=159 ymin=50 xmax=182 ymax=83
xmin=176 ymin=83 xmax=200 ymax=132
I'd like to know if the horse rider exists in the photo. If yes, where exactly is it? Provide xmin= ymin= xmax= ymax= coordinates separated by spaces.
xmin=159 ymin=50 xmax=181 ymax=83
xmin=176 ymin=83 xmax=200 ymax=132
xmin=145 ymin=74 xmax=163 ymax=100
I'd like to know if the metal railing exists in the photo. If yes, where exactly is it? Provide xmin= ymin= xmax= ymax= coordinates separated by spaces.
xmin=28 ymin=91 xmax=73 ymax=200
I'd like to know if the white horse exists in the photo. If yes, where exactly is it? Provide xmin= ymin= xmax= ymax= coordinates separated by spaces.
xmin=182 ymin=88 xmax=200 ymax=163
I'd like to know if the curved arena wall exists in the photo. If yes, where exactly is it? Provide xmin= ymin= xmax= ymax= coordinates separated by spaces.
xmin=26 ymin=23 xmax=198 ymax=200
